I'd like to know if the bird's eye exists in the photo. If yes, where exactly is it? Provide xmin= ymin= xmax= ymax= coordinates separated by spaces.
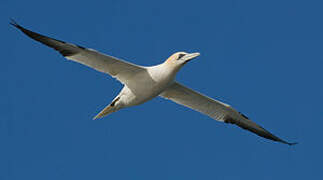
xmin=177 ymin=54 xmax=185 ymax=60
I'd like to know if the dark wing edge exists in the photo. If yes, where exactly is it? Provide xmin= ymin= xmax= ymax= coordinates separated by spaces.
xmin=10 ymin=19 xmax=84 ymax=57
xmin=224 ymin=114 xmax=298 ymax=146
xmin=10 ymin=19 xmax=146 ymax=83
xmin=161 ymin=82 xmax=297 ymax=146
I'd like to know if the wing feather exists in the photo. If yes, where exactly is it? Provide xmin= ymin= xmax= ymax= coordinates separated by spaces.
xmin=11 ymin=20 xmax=144 ymax=84
xmin=160 ymin=82 xmax=296 ymax=145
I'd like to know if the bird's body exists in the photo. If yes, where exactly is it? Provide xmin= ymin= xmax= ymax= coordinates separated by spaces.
xmin=93 ymin=52 xmax=200 ymax=118
xmin=11 ymin=20 xmax=297 ymax=145
xmin=109 ymin=63 xmax=177 ymax=109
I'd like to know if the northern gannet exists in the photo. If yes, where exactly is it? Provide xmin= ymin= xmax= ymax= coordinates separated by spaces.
xmin=11 ymin=20 xmax=297 ymax=145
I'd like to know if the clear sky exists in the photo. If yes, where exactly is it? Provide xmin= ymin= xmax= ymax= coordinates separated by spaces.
xmin=2 ymin=0 xmax=322 ymax=179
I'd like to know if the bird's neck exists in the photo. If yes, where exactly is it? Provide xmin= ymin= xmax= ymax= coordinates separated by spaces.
xmin=162 ymin=60 xmax=182 ymax=75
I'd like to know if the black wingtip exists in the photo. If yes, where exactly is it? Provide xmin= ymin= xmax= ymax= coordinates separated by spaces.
xmin=287 ymin=142 xmax=298 ymax=146
xmin=9 ymin=18 xmax=19 ymax=27
xmin=280 ymin=140 xmax=298 ymax=146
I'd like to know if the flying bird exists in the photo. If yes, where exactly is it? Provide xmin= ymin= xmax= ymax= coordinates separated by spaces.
xmin=11 ymin=20 xmax=297 ymax=145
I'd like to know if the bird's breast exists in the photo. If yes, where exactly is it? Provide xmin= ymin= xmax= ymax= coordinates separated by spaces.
xmin=121 ymin=66 xmax=175 ymax=106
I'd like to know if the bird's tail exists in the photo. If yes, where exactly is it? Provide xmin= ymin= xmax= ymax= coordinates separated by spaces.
xmin=93 ymin=104 xmax=116 ymax=120
xmin=93 ymin=97 xmax=121 ymax=120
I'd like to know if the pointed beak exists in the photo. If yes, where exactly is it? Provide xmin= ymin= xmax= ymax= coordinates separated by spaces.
xmin=183 ymin=52 xmax=200 ymax=62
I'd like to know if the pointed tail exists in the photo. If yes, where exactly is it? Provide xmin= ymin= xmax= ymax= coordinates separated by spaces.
xmin=93 ymin=97 xmax=121 ymax=120
xmin=93 ymin=104 xmax=116 ymax=120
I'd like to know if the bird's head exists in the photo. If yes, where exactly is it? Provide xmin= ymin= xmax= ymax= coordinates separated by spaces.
xmin=164 ymin=52 xmax=200 ymax=69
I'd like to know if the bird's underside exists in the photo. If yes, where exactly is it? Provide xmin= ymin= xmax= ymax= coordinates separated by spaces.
xmin=11 ymin=19 xmax=297 ymax=145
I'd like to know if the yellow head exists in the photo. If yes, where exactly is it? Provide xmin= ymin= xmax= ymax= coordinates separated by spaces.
xmin=164 ymin=52 xmax=200 ymax=69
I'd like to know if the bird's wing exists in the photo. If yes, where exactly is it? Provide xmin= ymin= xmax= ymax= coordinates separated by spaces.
xmin=160 ymin=82 xmax=296 ymax=145
xmin=10 ymin=20 xmax=144 ymax=84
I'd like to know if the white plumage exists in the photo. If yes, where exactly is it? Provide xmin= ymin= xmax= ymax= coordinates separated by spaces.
xmin=11 ymin=20 xmax=296 ymax=145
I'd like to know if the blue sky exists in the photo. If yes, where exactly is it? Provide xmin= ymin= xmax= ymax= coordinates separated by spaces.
xmin=1 ymin=0 xmax=322 ymax=179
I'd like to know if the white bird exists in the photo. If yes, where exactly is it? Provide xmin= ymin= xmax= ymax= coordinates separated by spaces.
xmin=11 ymin=20 xmax=297 ymax=145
